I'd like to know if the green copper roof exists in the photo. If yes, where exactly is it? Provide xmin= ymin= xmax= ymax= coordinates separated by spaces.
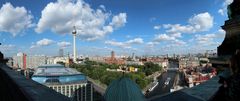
xmin=104 ymin=77 xmax=146 ymax=101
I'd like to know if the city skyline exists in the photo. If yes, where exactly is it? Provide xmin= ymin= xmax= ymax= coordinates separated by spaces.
xmin=0 ymin=0 xmax=233 ymax=57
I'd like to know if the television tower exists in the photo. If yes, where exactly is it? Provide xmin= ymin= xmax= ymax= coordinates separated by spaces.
xmin=72 ymin=26 xmax=77 ymax=63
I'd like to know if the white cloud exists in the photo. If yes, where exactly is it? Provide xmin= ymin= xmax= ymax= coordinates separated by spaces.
xmin=154 ymin=34 xmax=176 ymax=42
xmin=214 ymin=29 xmax=226 ymax=38
xmin=163 ymin=24 xmax=194 ymax=34
xmin=173 ymin=39 xmax=186 ymax=45
xmin=196 ymin=34 xmax=215 ymax=44
xmin=0 ymin=3 xmax=33 ymax=36
xmin=169 ymin=32 xmax=182 ymax=38
xmin=105 ymin=38 xmax=144 ymax=49
xmin=223 ymin=0 xmax=233 ymax=7
xmin=35 ymin=0 xmax=127 ymax=41
xmin=126 ymin=38 xmax=143 ymax=44
xmin=151 ymin=33 xmax=186 ymax=47
xmin=110 ymin=13 xmax=127 ymax=28
xmin=195 ymin=29 xmax=225 ymax=45
xmin=37 ymin=38 xmax=54 ymax=46
xmin=218 ymin=0 xmax=233 ymax=16
xmin=105 ymin=40 xmax=130 ymax=49
xmin=57 ymin=41 xmax=71 ymax=48
xmin=146 ymin=42 xmax=159 ymax=47
xmin=0 ymin=44 xmax=15 ymax=51
xmin=163 ymin=12 xmax=213 ymax=34
xmin=189 ymin=12 xmax=214 ymax=32
xmin=153 ymin=25 xmax=161 ymax=30
xmin=30 ymin=38 xmax=54 ymax=49
xmin=99 ymin=5 xmax=106 ymax=11
xmin=218 ymin=9 xmax=224 ymax=16
xmin=150 ymin=17 xmax=156 ymax=22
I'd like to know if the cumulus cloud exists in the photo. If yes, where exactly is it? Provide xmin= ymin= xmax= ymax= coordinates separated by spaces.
xmin=218 ymin=9 xmax=224 ymax=16
xmin=218 ymin=0 xmax=233 ymax=16
xmin=110 ymin=13 xmax=127 ymax=28
xmin=105 ymin=38 xmax=144 ymax=49
xmin=35 ymin=0 xmax=127 ymax=41
xmin=148 ymin=12 xmax=213 ymax=49
xmin=0 ymin=3 xmax=33 ymax=36
xmin=223 ymin=0 xmax=233 ymax=7
xmin=57 ymin=41 xmax=71 ymax=48
xmin=195 ymin=29 xmax=225 ymax=45
xmin=105 ymin=41 xmax=130 ymax=48
xmin=126 ymin=38 xmax=143 ymax=44
xmin=0 ymin=44 xmax=15 ymax=51
xmin=153 ymin=25 xmax=161 ymax=30
xmin=150 ymin=33 xmax=186 ymax=48
xmin=30 ymin=38 xmax=54 ymax=49
xmin=173 ymin=39 xmax=186 ymax=45
xmin=146 ymin=42 xmax=159 ymax=47
xmin=188 ymin=12 xmax=214 ymax=32
xmin=154 ymin=34 xmax=176 ymax=42
xmin=37 ymin=38 xmax=54 ymax=46
xmin=163 ymin=12 xmax=213 ymax=34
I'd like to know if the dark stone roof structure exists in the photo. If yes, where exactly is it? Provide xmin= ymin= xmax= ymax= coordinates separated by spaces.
xmin=104 ymin=77 xmax=146 ymax=101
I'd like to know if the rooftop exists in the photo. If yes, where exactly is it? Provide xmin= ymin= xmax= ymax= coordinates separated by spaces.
xmin=32 ymin=64 xmax=87 ymax=84
xmin=0 ymin=63 xmax=70 ymax=101
xmin=33 ymin=64 xmax=82 ymax=76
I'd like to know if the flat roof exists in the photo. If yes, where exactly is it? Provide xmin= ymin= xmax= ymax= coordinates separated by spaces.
xmin=33 ymin=64 xmax=82 ymax=76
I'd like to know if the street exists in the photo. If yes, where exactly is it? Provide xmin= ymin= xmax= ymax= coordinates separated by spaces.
xmin=145 ymin=61 xmax=179 ymax=98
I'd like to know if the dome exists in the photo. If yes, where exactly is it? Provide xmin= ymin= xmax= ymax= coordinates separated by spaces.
xmin=104 ymin=77 xmax=146 ymax=101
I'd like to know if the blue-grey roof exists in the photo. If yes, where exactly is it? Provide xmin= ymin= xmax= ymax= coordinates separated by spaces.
xmin=104 ymin=77 xmax=146 ymax=101
xmin=37 ymin=64 xmax=65 ymax=68
xmin=32 ymin=64 xmax=86 ymax=84
xmin=33 ymin=64 xmax=82 ymax=76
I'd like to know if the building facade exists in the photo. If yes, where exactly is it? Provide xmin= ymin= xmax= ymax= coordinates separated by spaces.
xmin=13 ymin=53 xmax=47 ymax=69
xmin=105 ymin=51 xmax=125 ymax=65
xmin=32 ymin=64 xmax=93 ymax=101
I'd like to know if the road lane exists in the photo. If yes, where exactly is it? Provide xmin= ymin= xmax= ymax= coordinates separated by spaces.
xmin=145 ymin=61 xmax=179 ymax=98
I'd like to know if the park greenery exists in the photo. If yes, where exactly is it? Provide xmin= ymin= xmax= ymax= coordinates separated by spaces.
xmin=70 ymin=60 xmax=162 ymax=89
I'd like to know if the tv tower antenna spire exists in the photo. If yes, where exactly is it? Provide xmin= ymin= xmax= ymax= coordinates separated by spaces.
xmin=72 ymin=26 xmax=77 ymax=63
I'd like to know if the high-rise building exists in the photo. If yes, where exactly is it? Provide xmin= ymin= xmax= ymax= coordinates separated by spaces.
xmin=111 ymin=51 xmax=115 ymax=59
xmin=13 ymin=52 xmax=25 ymax=69
xmin=32 ymin=64 xmax=93 ymax=101
xmin=105 ymin=51 xmax=125 ymax=65
xmin=13 ymin=53 xmax=47 ymax=69
xmin=59 ymin=48 xmax=64 ymax=57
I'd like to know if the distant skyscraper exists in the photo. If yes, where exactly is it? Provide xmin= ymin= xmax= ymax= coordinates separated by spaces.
xmin=111 ymin=51 xmax=115 ymax=59
xmin=105 ymin=51 xmax=125 ymax=65
xmin=13 ymin=52 xmax=26 ymax=69
xmin=59 ymin=48 xmax=64 ymax=57
xmin=23 ymin=53 xmax=27 ymax=70
xmin=132 ymin=53 xmax=135 ymax=60
xmin=32 ymin=64 xmax=93 ymax=101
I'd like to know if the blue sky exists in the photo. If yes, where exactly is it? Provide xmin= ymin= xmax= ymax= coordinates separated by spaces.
xmin=0 ymin=0 xmax=233 ymax=57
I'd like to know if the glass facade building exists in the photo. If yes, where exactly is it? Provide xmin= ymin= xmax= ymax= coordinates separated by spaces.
xmin=32 ymin=64 xmax=93 ymax=101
